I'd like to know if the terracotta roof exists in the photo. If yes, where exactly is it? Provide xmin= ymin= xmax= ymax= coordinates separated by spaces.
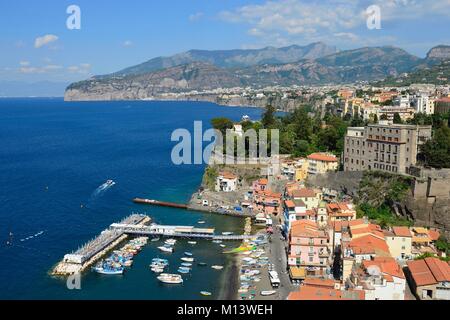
xmin=256 ymin=178 xmax=268 ymax=185
xmin=407 ymin=257 xmax=450 ymax=286
xmin=363 ymin=257 xmax=405 ymax=280
xmin=255 ymin=189 xmax=282 ymax=199
xmin=292 ymin=188 xmax=318 ymax=198
xmin=437 ymin=97 xmax=450 ymax=103
xmin=287 ymin=285 xmax=364 ymax=300
xmin=219 ymin=171 xmax=237 ymax=180
xmin=303 ymin=278 xmax=337 ymax=289
xmin=290 ymin=220 xmax=328 ymax=238
xmin=428 ymin=229 xmax=440 ymax=241
xmin=348 ymin=234 xmax=390 ymax=255
xmin=285 ymin=200 xmax=295 ymax=208
xmin=307 ymin=153 xmax=338 ymax=162
xmin=392 ymin=226 xmax=412 ymax=238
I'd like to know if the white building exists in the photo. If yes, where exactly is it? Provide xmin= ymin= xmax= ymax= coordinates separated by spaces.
xmin=215 ymin=172 xmax=238 ymax=192
xmin=414 ymin=95 xmax=435 ymax=115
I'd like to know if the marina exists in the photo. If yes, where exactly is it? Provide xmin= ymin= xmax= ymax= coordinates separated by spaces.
xmin=53 ymin=213 xmax=255 ymax=276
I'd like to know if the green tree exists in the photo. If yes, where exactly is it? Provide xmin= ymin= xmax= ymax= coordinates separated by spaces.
xmin=373 ymin=114 xmax=378 ymax=124
xmin=421 ymin=126 xmax=450 ymax=168
xmin=380 ymin=114 xmax=388 ymax=120
xmin=211 ymin=117 xmax=233 ymax=134
xmin=292 ymin=107 xmax=313 ymax=142
xmin=393 ymin=113 xmax=403 ymax=124
xmin=261 ymin=104 xmax=277 ymax=128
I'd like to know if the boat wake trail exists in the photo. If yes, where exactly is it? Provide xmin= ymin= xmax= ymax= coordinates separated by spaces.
xmin=90 ymin=180 xmax=116 ymax=200
xmin=20 ymin=230 xmax=45 ymax=242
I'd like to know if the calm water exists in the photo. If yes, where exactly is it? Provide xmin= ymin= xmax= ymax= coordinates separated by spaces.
xmin=0 ymin=98 xmax=262 ymax=299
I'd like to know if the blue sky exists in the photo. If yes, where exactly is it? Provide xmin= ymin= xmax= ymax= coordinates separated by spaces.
xmin=1 ymin=0 xmax=449 ymax=83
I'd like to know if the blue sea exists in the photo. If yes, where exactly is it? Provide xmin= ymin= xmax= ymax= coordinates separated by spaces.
xmin=0 ymin=98 xmax=262 ymax=299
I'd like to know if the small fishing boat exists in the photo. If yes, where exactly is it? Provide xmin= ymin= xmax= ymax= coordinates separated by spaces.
xmin=151 ymin=266 xmax=165 ymax=273
xmin=158 ymin=245 xmax=173 ymax=253
xmin=181 ymin=257 xmax=194 ymax=262
xmin=222 ymin=232 xmax=233 ymax=236
xmin=177 ymin=267 xmax=190 ymax=274
xmin=151 ymin=237 xmax=160 ymax=242
xmin=184 ymin=252 xmax=193 ymax=257
xmin=181 ymin=262 xmax=192 ymax=267
xmin=187 ymin=241 xmax=197 ymax=245
xmin=198 ymin=262 xmax=207 ymax=267
xmin=211 ymin=265 xmax=224 ymax=270
xmin=197 ymin=221 xmax=206 ymax=224
xmin=200 ymin=291 xmax=212 ymax=296
xmin=260 ymin=290 xmax=277 ymax=296
xmin=165 ymin=239 xmax=177 ymax=246
xmin=220 ymin=244 xmax=226 ymax=248
xmin=212 ymin=240 xmax=222 ymax=244
xmin=151 ymin=258 xmax=169 ymax=266
xmin=157 ymin=273 xmax=183 ymax=284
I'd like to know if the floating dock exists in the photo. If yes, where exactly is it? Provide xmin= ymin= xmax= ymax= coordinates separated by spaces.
xmin=52 ymin=214 xmax=150 ymax=276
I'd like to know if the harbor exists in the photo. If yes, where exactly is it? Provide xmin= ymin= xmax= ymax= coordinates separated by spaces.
xmin=52 ymin=213 xmax=256 ymax=276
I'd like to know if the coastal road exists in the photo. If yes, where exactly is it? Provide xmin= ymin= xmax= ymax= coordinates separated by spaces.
xmin=268 ymin=217 xmax=295 ymax=300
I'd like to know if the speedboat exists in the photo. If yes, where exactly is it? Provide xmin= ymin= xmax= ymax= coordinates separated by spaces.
xmin=187 ymin=241 xmax=197 ymax=245
xmin=211 ymin=265 xmax=224 ymax=270
xmin=260 ymin=290 xmax=277 ymax=296
xmin=151 ymin=237 xmax=160 ymax=242
xmin=212 ymin=240 xmax=222 ymax=244
xmin=151 ymin=266 xmax=165 ymax=273
xmin=184 ymin=252 xmax=193 ymax=257
xmin=157 ymin=273 xmax=183 ymax=284
xmin=200 ymin=291 xmax=212 ymax=296
xmin=220 ymin=244 xmax=226 ymax=248
xmin=198 ymin=262 xmax=207 ymax=267
xmin=197 ymin=221 xmax=206 ymax=224
xmin=105 ymin=180 xmax=116 ymax=187
xmin=158 ymin=245 xmax=173 ymax=253
xmin=181 ymin=262 xmax=192 ymax=267
xmin=222 ymin=232 xmax=233 ymax=236
xmin=181 ymin=257 xmax=194 ymax=262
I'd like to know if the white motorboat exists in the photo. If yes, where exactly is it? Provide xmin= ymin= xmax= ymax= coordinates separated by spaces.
xmin=165 ymin=239 xmax=177 ymax=246
xmin=157 ymin=273 xmax=183 ymax=284
xmin=211 ymin=265 xmax=224 ymax=270
xmin=188 ymin=241 xmax=197 ymax=245
xmin=260 ymin=290 xmax=277 ymax=296
xmin=181 ymin=257 xmax=194 ymax=262
xmin=158 ymin=245 xmax=173 ymax=253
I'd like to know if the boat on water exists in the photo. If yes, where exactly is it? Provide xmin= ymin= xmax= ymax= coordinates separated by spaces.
xmin=212 ymin=240 xmax=222 ymax=244
xmin=211 ymin=265 xmax=224 ymax=270
xmin=198 ymin=262 xmax=207 ymax=267
xmin=187 ymin=241 xmax=197 ymax=245
xmin=200 ymin=291 xmax=212 ymax=296
xmin=151 ymin=258 xmax=169 ymax=266
xmin=92 ymin=261 xmax=124 ymax=275
xmin=197 ymin=221 xmax=206 ymax=224
xmin=181 ymin=257 xmax=194 ymax=262
xmin=157 ymin=273 xmax=183 ymax=284
xmin=220 ymin=244 xmax=226 ymax=248
xmin=222 ymin=232 xmax=233 ymax=236
xmin=151 ymin=237 xmax=160 ymax=242
xmin=181 ymin=262 xmax=192 ymax=267
xmin=165 ymin=239 xmax=177 ymax=246
xmin=151 ymin=266 xmax=165 ymax=273
xmin=184 ymin=252 xmax=193 ymax=257
xmin=177 ymin=267 xmax=190 ymax=274
xmin=260 ymin=290 xmax=277 ymax=296
xmin=158 ymin=245 xmax=174 ymax=253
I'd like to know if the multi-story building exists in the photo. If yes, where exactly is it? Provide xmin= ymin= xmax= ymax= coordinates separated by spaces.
xmin=414 ymin=95 xmax=435 ymax=115
xmin=435 ymin=97 xmax=450 ymax=114
xmin=343 ymin=123 xmax=432 ymax=174
xmin=307 ymin=153 xmax=338 ymax=175
xmin=288 ymin=220 xmax=331 ymax=277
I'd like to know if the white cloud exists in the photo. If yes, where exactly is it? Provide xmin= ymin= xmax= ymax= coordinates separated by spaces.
xmin=34 ymin=34 xmax=59 ymax=49
xmin=67 ymin=63 xmax=91 ymax=74
xmin=19 ymin=61 xmax=30 ymax=66
xmin=219 ymin=0 xmax=450 ymax=47
xmin=189 ymin=12 xmax=204 ymax=22
xmin=19 ymin=64 xmax=63 ymax=74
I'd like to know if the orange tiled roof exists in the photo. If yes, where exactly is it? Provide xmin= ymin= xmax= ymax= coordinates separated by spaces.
xmin=428 ymin=229 xmax=440 ymax=241
xmin=407 ymin=257 xmax=450 ymax=286
xmin=290 ymin=220 xmax=327 ymax=238
xmin=363 ymin=257 xmax=405 ymax=280
xmin=287 ymin=285 xmax=364 ymax=300
xmin=303 ymin=278 xmax=337 ymax=289
xmin=285 ymin=200 xmax=295 ymax=208
xmin=392 ymin=226 xmax=412 ymax=238
xmin=348 ymin=234 xmax=390 ymax=255
xmin=220 ymin=171 xmax=237 ymax=180
xmin=256 ymin=178 xmax=268 ymax=185
xmin=307 ymin=153 xmax=338 ymax=162
xmin=292 ymin=188 xmax=318 ymax=198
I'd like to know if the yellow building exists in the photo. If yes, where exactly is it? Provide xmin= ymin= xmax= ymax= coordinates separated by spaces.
xmin=384 ymin=226 xmax=412 ymax=260
xmin=307 ymin=153 xmax=338 ymax=176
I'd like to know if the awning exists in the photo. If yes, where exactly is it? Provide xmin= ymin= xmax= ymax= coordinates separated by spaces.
xmin=289 ymin=267 xmax=306 ymax=280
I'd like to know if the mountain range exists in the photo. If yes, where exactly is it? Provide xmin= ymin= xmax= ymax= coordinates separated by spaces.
xmin=65 ymin=43 xmax=450 ymax=101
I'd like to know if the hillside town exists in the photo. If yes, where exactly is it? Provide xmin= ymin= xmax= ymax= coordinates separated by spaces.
xmin=196 ymin=85 xmax=450 ymax=301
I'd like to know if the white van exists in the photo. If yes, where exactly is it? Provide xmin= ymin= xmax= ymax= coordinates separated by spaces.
xmin=269 ymin=270 xmax=280 ymax=288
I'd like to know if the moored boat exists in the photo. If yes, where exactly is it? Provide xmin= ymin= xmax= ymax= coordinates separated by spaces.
xmin=260 ymin=290 xmax=277 ymax=296
xmin=184 ymin=252 xmax=193 ymax=257
xmin=181 ymin=257 xmax=194 ymax=262
xmin=211 ymin=265 xmax=224 ymax=270
xmin=158 ymin=245 xmax=174 ymax=253
xmin=200 ymin=291 xmax=212 ymax=296
xmin=157 ymin=273 xmax=183 ymax=284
